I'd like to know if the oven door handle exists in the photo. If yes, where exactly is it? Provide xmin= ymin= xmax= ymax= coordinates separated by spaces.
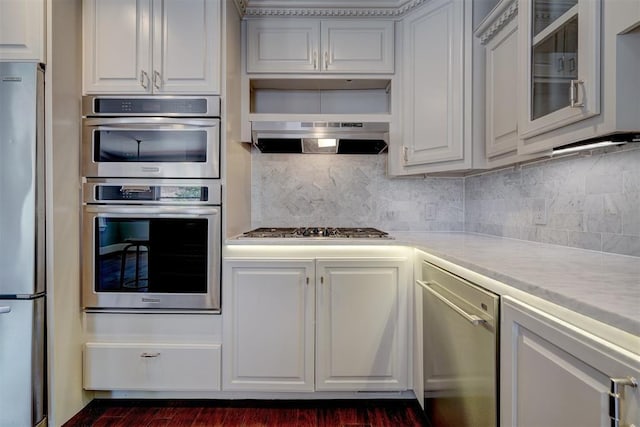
xmin=84 ymin=205 xmax=220 ymax=216
xmin=84 ymin=117 xmax=219 ymax=129
xmin=417 ymin=279 xmax=486 ymax=326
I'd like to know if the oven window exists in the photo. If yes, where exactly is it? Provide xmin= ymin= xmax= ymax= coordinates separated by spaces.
xmin=95 ymin=218 xmax=208 ymax=293
xmin=93 ymin=130 xmax=207 ymax=162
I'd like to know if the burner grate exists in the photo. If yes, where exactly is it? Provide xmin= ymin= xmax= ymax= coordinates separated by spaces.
xmin=240 ymin=227 xmax=391 ymax=239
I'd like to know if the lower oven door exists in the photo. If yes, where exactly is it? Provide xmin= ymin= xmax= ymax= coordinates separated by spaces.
xmin=82 ymin=205 xmax=221 ymax=310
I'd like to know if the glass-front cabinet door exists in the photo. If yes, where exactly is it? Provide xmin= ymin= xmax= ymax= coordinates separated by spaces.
xmin=519 ymin=0 xmax=601 ymax=139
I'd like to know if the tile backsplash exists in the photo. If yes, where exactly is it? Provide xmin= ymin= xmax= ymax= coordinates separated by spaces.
xmin=251 ymin=153 xmax=464 ymax=232
xmin=250 ymin=146 xmax=639 ymax=257
xmin=465 ymin=145 xmax=640 ymax=257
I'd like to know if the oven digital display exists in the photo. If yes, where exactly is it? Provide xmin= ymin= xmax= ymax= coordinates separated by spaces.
xmin=95 ymin=185 xmax=209 ymax=202
xmin=93 ymin=98 xmax=208 ymax=115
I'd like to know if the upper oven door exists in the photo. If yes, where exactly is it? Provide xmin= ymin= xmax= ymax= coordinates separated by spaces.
xmin=82 ymin=205 xmax=221 ymax=310
xmin=82 ymin=117 xmax=220 ymax=179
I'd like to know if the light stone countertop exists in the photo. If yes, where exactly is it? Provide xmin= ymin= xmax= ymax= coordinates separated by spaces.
xmin=227 ymin=231 xmax=640 ymax=338
xmin=391 ymin=231 xmax=640 ymax=338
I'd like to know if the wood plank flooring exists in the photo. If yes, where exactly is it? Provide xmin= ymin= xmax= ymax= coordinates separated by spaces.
xmin=63 ymin=399 xmax=429 ymax=427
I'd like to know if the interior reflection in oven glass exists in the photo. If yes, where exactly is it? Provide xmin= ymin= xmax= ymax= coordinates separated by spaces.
xmin=95 ymin=218 xmax=208 ymax=293
xmin=94 ymin=130 xmax=207 ymax=162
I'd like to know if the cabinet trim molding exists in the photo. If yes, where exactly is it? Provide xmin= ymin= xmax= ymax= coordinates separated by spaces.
xmin=476 ymin=0 xmax=518 ymax=45
xmin=239 ymin=0 xmax=431 ymax=18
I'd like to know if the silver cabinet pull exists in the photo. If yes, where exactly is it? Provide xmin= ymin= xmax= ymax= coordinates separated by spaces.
xmin=0 ymin=306 xmax=11 ymax=314
xmin=153 ymin=70 xmax=162 ymax=90
xmin=417 ymin=280 xmax=486 ymax=326
xmin=324 ymin=51 xmax=329 ymax=70
xmin=313 ymin=50 xmax=318 ymax=70
xmin=609 ymin=377 xmax=637 ymax=427
xmin=140 ymin=70 xmax=150 ymax=89
xmin=570 ymin=79 xmax=584 ymax=108
xmin=140 ymin=352 xmax=160 ymax=358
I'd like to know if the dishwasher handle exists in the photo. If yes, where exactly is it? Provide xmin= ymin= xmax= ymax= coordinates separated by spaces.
xmin=417 ymin=280 xmax=486 ymax=326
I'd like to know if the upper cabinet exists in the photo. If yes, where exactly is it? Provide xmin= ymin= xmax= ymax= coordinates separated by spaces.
xmin=246 ymin=19 xmax=394 ymax=74
xmin=389 ymin=0 xmax=486 ymax=175
xmin=518 ymin=0 xmax=601 ymax=139
xmin=0 ymin=0 xmax=45 ymax=62
xmin=517 ymin=0 xmax=640 ymax=153
xmin=83 ymin=0 xmax=221 ymax=95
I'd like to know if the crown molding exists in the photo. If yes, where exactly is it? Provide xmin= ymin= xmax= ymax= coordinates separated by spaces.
xmin=475 ymin=0 xmax=518 ymax=45
xmin=240 ymin=0 xmax=429 ymax=18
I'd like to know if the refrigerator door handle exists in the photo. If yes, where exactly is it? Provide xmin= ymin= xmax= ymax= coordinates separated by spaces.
xmin=0 ymin=306 xmax=11 ymax=314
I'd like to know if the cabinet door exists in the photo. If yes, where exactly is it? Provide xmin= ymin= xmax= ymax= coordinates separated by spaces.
xmin=502 ymin=297 xmax=640 ymax=427
xmin=518 ymin=0 xmax=601 ymax=144
xmin=321 ymin=20 xmax=394 ymax=73
xmin=152 ymin=0 xmax=220 ymax=94
xmin=485 ymin=17 xmax=519 ymax=160
xmin=222 ymin=259 xmax=315 ymax=391
xmin=315 ymin=258 xmax=408 ymax=391
xmin=0 ymin=0 xmax=45 ymax=61
xmin=246 ymin=19 xmax=320 ymax=73
xmin=401 ymin=0 xmax=465 ymax=167
xmin=83 ymin=0 xmax=152 ymax=94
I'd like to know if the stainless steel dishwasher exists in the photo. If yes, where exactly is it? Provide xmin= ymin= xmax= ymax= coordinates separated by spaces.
xmin=417 ymin=261 xmax=499 ymax=427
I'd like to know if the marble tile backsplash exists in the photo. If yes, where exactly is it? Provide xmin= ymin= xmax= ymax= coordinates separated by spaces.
xmin=465 ymin=146 xmax=640 ymax=257
xmin=251 ymin=153 xmax=464 ymax=231
xmin=250 ymin=146 xmax=639 ymax=257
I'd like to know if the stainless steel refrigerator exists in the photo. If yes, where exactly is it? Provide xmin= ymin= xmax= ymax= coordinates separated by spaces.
xmin=0 ymin=62 xmax=47 ymax=427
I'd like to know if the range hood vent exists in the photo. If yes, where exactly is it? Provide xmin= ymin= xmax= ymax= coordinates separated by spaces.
xmin=251 ymin=121 xmax=389 ymax=154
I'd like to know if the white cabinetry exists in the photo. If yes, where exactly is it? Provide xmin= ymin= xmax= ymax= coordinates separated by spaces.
xmin=222 ymin=256 xmax=408 ymax=392
xmin=83 ymin=313 xmax=222 ymax=391
xmin=83 ymin=0 xmax=220 ymax=94
xmin=222 ymin=259 xmax=315 ymax=392
xmin=246 ymin=19 xmax=394 ymax=74
xmin=477 ymin=1 xmax=521 ymax=167
xmin=391 ymin=0 xmax=483 ymax=175
xmin=315 ymin=259 xmax=408 ymax=391
xmin=0 ymin=0 xmax=45 ymax=61
xmin=517 ymin=0 xmax=640 ymax=153
xmin=518 ymin=0 xmax=600 ymax=141
xmin=502 ymin=297 xmax=640 ymax=427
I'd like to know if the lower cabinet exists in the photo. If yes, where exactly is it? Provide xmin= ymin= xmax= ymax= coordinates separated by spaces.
xmin=502 ymin=297 xmax=640 ymax=426
xmin=222 ymin=257 xmax=409 ymax=392
xmin=83 ymin=313 xmax=222 ymax=392
xmin=84 ymin=343 xmax=221 ymax=391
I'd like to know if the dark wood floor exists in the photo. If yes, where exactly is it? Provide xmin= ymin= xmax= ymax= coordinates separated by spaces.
xmin=63 ymin=399 xmax=429 ymax=427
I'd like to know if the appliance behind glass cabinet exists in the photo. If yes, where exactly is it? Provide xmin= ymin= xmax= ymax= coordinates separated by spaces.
xmin=417 ymin=261 xmax=499 ymax=427
xmin=0 ymin=63 xmax=47 ymax=426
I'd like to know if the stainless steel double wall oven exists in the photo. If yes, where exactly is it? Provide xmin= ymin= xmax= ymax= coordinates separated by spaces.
xmin=81 ymin=96 xmax=221 ymax=311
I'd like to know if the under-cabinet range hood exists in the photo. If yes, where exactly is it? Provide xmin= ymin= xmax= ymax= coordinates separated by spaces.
xmin=251 ymin=121 xmax=389 ymax=154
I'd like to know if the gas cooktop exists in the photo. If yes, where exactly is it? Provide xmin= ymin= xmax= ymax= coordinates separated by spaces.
xmin=239 ymin=227 xmax=392 ymax=239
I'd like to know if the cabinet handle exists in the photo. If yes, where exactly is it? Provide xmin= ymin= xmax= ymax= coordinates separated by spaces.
xmin=153 ymin=70 xmax=162 ymax=90
xmin=609 ymin=377 xmax=637 ymax=427
xmin=306 ymin=277 xmax=310 ymax=285
xmin=417 ymin=280 xmax=486 ymax=326
xmin=324 ymin=51 xmax=329 ymax=70
xmin=140 ymin=352 xmax=161 ymax=358
xmin=313 ymin=50 xmax=318 ymax=70
xmin=320 ymin=276 xmax=324 ymax=284
xmin=570 ymin=79 xmax=584 ymax=108
xmin=0 ymin=306 xmax=11 ymax=314
xmin=140 ymin=70 xmax=150 ymax=89
xmin=556 ymin=57 xmax=564 ymax=73
xmin=403 ymin=146 xmax=409 ymax=162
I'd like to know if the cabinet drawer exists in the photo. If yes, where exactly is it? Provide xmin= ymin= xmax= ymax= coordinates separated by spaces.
xmin=84 ymin=342 xmax=221 ymax=391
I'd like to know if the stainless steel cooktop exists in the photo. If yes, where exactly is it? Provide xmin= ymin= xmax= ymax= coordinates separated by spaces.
xmin=239 ymin=227 xmax=392 ymax=239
